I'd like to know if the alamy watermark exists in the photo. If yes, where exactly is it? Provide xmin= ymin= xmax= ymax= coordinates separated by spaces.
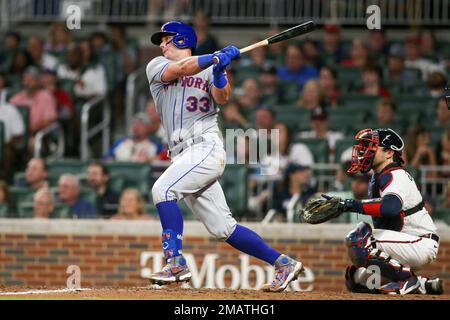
xmin=66 ymin=265 xmax=81 ymax=289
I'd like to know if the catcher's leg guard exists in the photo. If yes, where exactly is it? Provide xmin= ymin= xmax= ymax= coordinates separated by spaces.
xmin=345 ymin=222 xmax=374 ymax=268
xmin=345 ymin=222 xmax=418 ymax=294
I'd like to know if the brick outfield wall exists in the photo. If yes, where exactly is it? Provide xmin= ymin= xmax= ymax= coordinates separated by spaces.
xmin=0 ymin=219 xmax=449 ymax=292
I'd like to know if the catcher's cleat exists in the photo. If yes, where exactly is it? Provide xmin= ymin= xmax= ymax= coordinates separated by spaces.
xmin=379 ymin=274 xmax=420 ymax=295
xmin=149 ymin=255 xmax=192 ymax=285
xmin=261 ymin=255 xmax=304 ymax=292
xmin=418 ymin=277 xmax=444 ymax=295
xmin=344 ymin=266 xmax=374 ymax=294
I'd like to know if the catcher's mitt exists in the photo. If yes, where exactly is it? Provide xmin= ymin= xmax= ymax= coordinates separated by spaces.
xmin=301 ymin=194 xmax=345 ymax=224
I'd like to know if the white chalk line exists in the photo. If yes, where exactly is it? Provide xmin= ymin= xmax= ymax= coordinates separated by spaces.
xmin=0 ymin=288 xmax=92 ymax=295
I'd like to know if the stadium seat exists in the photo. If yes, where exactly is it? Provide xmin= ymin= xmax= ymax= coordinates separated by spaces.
xmin=294 ymin=138 xmax=329 ymax=163
xmin=433 ymin=207 xmax=450 ymax=225
xmin=335 ymin=66 xmax=363 ymax=91
xmin=17 ymin=202 xmax=72 ymax=219
xmin=9 ymin=187 xmax=35 ymax=217
xmin=334 ymin=137 xmax=356 ymax=163
xmin=0 ymin=122 xmax=4 ymax=172
xmin=278 ymin=80 xmax=300 ymax=104
xmin=46 ymin=159 xmax=89 ymax=186
xmin=327 ymin=109 xmax=366 ymax=134
xmin=338 ymin=94 xmax=380 ymax=112
xmin=395 ymin=95 xmax=437 ymax=127
xmin=219 ymin=164 xmax=248 ymax=217
xmin=105 ymin=162 xmax=151 ymax=195
xmin=0 ymin=203 xmax=9 ymax=218
xmin=275 ymin=107 xmax=309 ymax=132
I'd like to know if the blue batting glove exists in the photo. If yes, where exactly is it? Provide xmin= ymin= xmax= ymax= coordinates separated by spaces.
xmin=220 ymin=45 xmax=241 ymax=60
xmin=213 ymin=52 xmax=231 ymax=73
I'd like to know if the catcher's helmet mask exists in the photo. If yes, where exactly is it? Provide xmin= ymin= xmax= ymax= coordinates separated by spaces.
xmin=348 ymin=128 xmax=404 ymax=173
xmin=151 ymin=21 xmax=197 ymax=50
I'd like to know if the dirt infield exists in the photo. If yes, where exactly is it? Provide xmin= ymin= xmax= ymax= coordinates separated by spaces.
xmin=0 ymin=286 xmax=448 ymax=300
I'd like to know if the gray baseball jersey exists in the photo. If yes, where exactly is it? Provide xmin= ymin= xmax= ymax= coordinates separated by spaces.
xmin=146 ymin=56 xmax=221 ymax=151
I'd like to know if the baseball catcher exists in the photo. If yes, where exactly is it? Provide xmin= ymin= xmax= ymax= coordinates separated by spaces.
xmin=302 ymin=128 xmax=443 ymax=295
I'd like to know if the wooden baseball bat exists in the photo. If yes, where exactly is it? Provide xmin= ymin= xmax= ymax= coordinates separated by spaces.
xmin=212 ymin=21 xmax=315 ymax=64
xmin=239 ymin=21 xmax=315 ymax=54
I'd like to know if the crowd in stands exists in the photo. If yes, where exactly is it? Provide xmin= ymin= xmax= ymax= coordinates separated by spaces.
xmin=0 ymin=18 xmax=449 ymax=223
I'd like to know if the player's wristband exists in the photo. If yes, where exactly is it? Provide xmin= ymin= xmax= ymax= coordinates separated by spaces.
xmin=198 ymin=54 xmax=215 ymax=69
xmin=213 ymin=71 xmax=228 ymax=89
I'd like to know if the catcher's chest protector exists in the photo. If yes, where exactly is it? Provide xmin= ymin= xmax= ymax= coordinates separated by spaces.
xmin=369 ymin=163 xmax=404 ymax=231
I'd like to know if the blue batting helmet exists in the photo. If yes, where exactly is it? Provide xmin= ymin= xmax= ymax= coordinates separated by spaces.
xmin=151 ymin=21 xmax=197 ymax=50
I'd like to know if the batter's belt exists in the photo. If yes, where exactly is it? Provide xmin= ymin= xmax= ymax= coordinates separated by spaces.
xmin=169 ymin=136 xmax=205 ymax=158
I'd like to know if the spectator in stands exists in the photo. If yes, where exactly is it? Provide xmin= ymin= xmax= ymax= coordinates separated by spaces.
xmin=90 ymin=32 xmax=111 ymax=56
xmin=105 ymin=112 xmax=163 ymax=163
xmin=319 ymin=66 xmax=340 ymax=107
xmin=436 ymin=96 xmax=450 ymax=129
xmin=57 ymin=174 xmax=97 ymax=219
xmin=237 ymin=78 xmax=262 ymax=110
xmin=111 ymin=188 xmax=152 ymax=220
xmin=376 ymin=97 xmax=401 ymax=129
xmin=368 ymin=29 xmax=389 ymax=58
xmin=277 ymin=43 xmax=319 ymax=91
xmin=76 ymin=39 xmax=108 ymax=99
xmin=384 ymin=44 xmax=418 ymax=90
xmin=110 ymin=24 xmax=137 ymax=82
xmin=298 ymin=106 xmax=344 ymax=161
xmin=40 ymin=69 xmax=73 ymax=120
xmin=420 ymin=30 xmax=440 ymax=62
xmin=243 ymin=38 xmax=267 ymax=69
xmin=33 ymin=188 xmax=55 ymax=219
xmin=0 ymin=97 xmax=25 ymax=181
xmin=286 ymin=140 xmax=314 ymax=170
xmin=266 ymin=27 xmax=287 ymax=65
xmin=256 ymin=107 xmax=289 ymax=156
xmin=27 ymin=35 xmax=59 ymax=72
xmin=340 ymin=38 xmax=369 ymax=68
xmin=298 ymin=79 xmax=327 ymax=110
xmin=273 ymin=163 xmax=317 ymax=222
xmin=260 ymin=64 xmax=286 ymax=105
xmin=45 ymin=22 xmax=72 ymax=53
xmin=222 ymin=100 xmax=249 ymax=129
xmin=193 ymin=11 xmax=219 ymax=55
xmin=8 ymin=50 xmax=34 ymax=79
xmin=9 ymin=66 xmax=58 ymax=136
xmin=425 ymin=66 xmax=448 ymax=98
xmin=302 ymin=39 xmax=323 ymax=69
xmin=437 ymin=129 xmax=450 ymax=166
xmin=87 ymin=161 xmax=120 ymax=218
xmin=321 ymin=23 xmax=345 ymax=64
xmin=360 ymin=64 xmax=391 ymax=97
xmin=405 ymin=125 xmax=437 ymax=170
xmin=0 ymin=180 xmax=12 ymax=213
xmin=57 ymin=43 xmax=107 ymax=103
xmin=404 ymin=36 xmax=435 ymax=80
xmin=0 ymin=31 xmax=21 ymax=72
xmin=15 ymin=158 xmax=49 ymax=191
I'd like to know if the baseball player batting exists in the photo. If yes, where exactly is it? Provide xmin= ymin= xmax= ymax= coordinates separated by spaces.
xmin=311 ymin=128 xmax=443 ymax=294
xmin=145 ymin=21 xmax=303 ymax=292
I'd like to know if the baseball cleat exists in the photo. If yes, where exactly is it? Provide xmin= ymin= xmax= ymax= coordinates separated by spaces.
xmin=379 ymin=275 xmax=420 ymax=295
xmin=149 ymin=256 xmax=192 ymax=285
xmin=261 ymin=255 xmax=304 ymax=292
xmin=418 ymin=277 xmax=444 ymax=295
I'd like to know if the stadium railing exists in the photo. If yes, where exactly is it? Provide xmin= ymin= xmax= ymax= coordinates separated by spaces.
xmin=80 ymin=95 xmax=111 ymax=160
xmin=33 ymin=122 xmax=65 ymax=158
xmin=125 ymin=65 xmax=148 ymax=137
xmin=1 ymin=0 xmax=448 ymax=28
